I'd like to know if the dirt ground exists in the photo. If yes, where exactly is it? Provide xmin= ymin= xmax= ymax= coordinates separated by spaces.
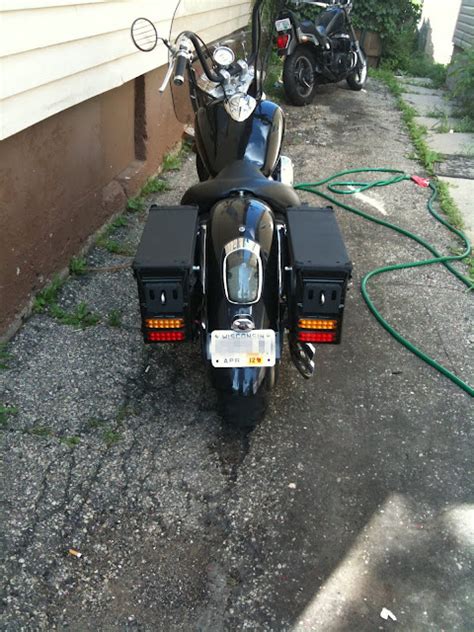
xmin=1 ymin=78 xmax=472 ymax=631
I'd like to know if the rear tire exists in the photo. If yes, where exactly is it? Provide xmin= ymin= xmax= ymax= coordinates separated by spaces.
xmin=346 ymin=49 xmax=368 ymax=91
xmin=218 ymin=392 xmax=269 ymax=430
xmin=283 ymin=46 xmax=317 ymax=106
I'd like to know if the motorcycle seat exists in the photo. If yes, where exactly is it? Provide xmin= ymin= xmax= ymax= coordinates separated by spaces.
xmin=181 ymin=160 xmax=300 ymax=212
xmin=300 ymin=19 xmax=320 ymax=39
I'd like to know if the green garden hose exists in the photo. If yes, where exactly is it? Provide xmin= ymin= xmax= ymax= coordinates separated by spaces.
xmin=294 ymin=168 xmax=474 ymax=397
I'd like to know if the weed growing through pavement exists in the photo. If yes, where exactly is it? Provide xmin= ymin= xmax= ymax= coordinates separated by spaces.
xmin=50 ymin=302 xmax=100 ymax=329
xmin=162 ymin=152 xmax=182 ymax=172
xmin=61 ymin=435 xmax=81 ymax=448
xmin=33 ymin=276 xmax=100 ymax=328
xmin=96 ymin=237 xmax=134 ymax=256
xmin=28 ymin=426 xmax=53 ymax=437
xmin=33 ymin=276 xmax=64 ymax=313
xmin=0 ymin=344 xmax=12 ymax=370
xmin=102 ymin=428 xmax=122 ymax=447
xmin=108 ymin=309 xmax=122 ymax=327
xmin=126 ymin=196 xmax=146 ymax=213
xmin=69 ymin=256 xmax=88 ymax=276
xmin=0 ymin=405 xmax=18 ymax=427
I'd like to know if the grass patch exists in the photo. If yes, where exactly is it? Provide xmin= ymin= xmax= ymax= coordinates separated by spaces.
xmin=50 ymin=302 xmax=100 ymax=329
xmin=69 ymin=256 xmax=88 ymax=276
xmin=29 ymin=425 xmax=53 ymax=437
xmin=0 ymin=405 xmax=18 ymax=427
xmin=0 ymin=344 xmax=12 ymax=370
xmin=127 ymin=176 xmax=171 ymax=213
xmin=127 ymin=195 xmax=146 ymax=213
xmin=107 ymin=309 xmax=122 ymax=328
xmin=96 ymin=237 xmax=133 ymax=256
xmin=102 ymin=428 xmax=122 ymax=447
xmin=61 ymin=435 xmax=81 ymax=448
xmin=436 ymin=180 xmax=464 ymax=229
xmin=402 ymin=53 xmax=447 ymax=89
xmin=141 ymin=177 xmax=170 ymax=195
xmin=264 ymin=51 xmax=284 ymax=101
xmin=33 ymin=276 xmax=64 ymax=313
xmin=372 ymin=67 xmax=473 ymax=279
xmin=162 ymin=151 xmax=182 ymax=172
xmin=111 ymin=215 xmax=129 ymax=229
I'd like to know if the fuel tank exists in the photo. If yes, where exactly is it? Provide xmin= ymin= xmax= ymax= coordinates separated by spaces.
xmin=195 ymin=100 xmax=284 ymax=179
xmin=316 ymin=6 xmax=345 ymax=36
xmin=206 ymin=196 xmax=281 ymax=396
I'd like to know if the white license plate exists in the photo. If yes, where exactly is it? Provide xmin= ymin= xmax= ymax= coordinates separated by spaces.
xmin=210 ymin=330 xmax=276 ymax=368
xmin=275 ymin=18 xmax=291 ymax=32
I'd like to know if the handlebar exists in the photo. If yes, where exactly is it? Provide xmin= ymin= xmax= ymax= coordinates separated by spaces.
xmin=173 ymin=51 xmax=188 ymax=86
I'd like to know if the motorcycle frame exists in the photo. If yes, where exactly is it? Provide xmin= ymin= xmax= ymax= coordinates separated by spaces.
xmin=277 ymin=2 xmax=361 ymax=82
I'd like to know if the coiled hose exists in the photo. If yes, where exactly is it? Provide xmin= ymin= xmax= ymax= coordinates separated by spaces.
xmin=295 ymin=168 xmax=473 ymax=397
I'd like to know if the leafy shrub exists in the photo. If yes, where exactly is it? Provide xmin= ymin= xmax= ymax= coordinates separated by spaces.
xmin=352 ymin=0 xmax=421 ymax=69
xmin=404 ymin=53 xmax=447 ymax=87
xmin=450 ymin=47 xmax=474 ymax=119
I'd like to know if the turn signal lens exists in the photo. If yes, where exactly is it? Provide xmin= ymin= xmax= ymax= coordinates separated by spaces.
xmin=298 ymin=319 xmax=338 ymax=330
xmin=277 ymin=34 xmax=290 ymax=49
xmin=298 ymin=331 xmax=337 ymax=343
xmin=147 ymin=330 xmax=185 ymax=342
xmin=146 ymin=318 xmax=185 ymax=329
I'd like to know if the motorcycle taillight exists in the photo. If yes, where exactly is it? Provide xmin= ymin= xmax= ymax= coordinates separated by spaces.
xmin=277 ymin=34 xmax=290 ymax=49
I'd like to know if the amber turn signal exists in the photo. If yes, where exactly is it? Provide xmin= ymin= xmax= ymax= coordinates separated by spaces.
xmin=146 ymin=318 xmax=185 ymax=329
xmin=298 ymin=319 xmax=338 ymax=330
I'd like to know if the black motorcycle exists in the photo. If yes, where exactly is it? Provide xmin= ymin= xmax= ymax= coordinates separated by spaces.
xmin=275 ymin=0 xmax=367 ymax=105
xmin=130 ymin=1 xmax=352 ymax=426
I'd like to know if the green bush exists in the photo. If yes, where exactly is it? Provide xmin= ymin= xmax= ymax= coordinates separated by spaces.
xmin=450 ymin=47 xmax=474 ymax=119
xmin=404 ymin=52 xmax=447 ymax=87
xmin=352 ymin=0 xmax=421 ymax=69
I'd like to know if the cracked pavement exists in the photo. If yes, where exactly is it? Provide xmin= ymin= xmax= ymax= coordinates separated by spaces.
xmin=1 ymin=78 xmax=473 ymax=631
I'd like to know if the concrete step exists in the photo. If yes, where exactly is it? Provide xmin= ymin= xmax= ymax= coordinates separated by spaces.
xmin=435 ymin=155 xmax=474 ymax=180
xmin=396 ymin=75 xmax=434 ymax=87
xmin=403 ymin=93 xmax=455 ymax=117
xmin=414 ymin=116 xmax=461 ymax=132
xmin=426 ymin=132 xmax=474 ymax=157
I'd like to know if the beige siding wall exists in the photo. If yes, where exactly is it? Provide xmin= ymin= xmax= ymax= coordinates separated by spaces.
xmin=453 ymin=0 xmax=474 ymax=50
xmin=0 ymin=0 xmax=252 ymax=140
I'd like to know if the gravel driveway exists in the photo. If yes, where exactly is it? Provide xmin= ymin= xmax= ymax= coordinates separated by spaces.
xmin=1 ymin=78 xmax=472 ymax=631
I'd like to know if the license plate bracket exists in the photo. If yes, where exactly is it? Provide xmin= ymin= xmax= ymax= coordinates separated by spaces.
xmin=275 ymin=18 xmax=291 ymax=32
xmin=210 ymin=330 xmax=276 ymax=368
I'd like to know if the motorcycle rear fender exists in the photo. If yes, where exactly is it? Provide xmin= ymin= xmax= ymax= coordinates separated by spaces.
xmin=205 ymin=195 xmax=282 ymax=397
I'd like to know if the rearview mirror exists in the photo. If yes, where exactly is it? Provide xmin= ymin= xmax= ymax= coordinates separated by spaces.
xmin=131 ymin=17 xmax=159 ymax=52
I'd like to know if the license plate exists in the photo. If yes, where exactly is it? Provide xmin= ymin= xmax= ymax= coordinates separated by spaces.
xmin=275 ymin=18 xmax=291 ymax=32
xmin=210 ymin=330 xmax=276 ymax=368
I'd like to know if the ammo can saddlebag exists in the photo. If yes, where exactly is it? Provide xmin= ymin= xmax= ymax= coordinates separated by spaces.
xmin=286 ymin=206 xmax=352 ymax=344
xmin=133 ymin=205 xmax=199 ymax=343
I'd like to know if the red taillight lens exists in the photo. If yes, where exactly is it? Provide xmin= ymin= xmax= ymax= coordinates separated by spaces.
xmin=277 ymin=34 xmax=290 ymax=49
xmin=298 ymin=331 xmax=337 ymax=343
xmin=147 ymin=330 xmax=185 ymax=342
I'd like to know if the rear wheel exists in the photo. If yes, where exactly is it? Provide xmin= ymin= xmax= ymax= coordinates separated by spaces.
xmin=215 ymin=365 xmax=279 ymax=429
xmin=283 ymin=46 xmax=317 ymax=106
xmin=347 ymin=49 xmax=368 ymax=91
xmin=218 ymin=392 xmax=269 ymax=429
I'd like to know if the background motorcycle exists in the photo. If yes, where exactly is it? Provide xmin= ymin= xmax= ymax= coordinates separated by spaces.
xmin=275 ymin=0 xmax=367 ymax=105
xmin=131 ymin=0 xmax=351 ymax=426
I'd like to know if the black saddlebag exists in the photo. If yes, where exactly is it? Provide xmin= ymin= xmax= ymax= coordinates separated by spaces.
xmin=286 ymin=206 xmax=352 ymax=344
xmin=133 ymin=205 xmax=199 ymax=343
